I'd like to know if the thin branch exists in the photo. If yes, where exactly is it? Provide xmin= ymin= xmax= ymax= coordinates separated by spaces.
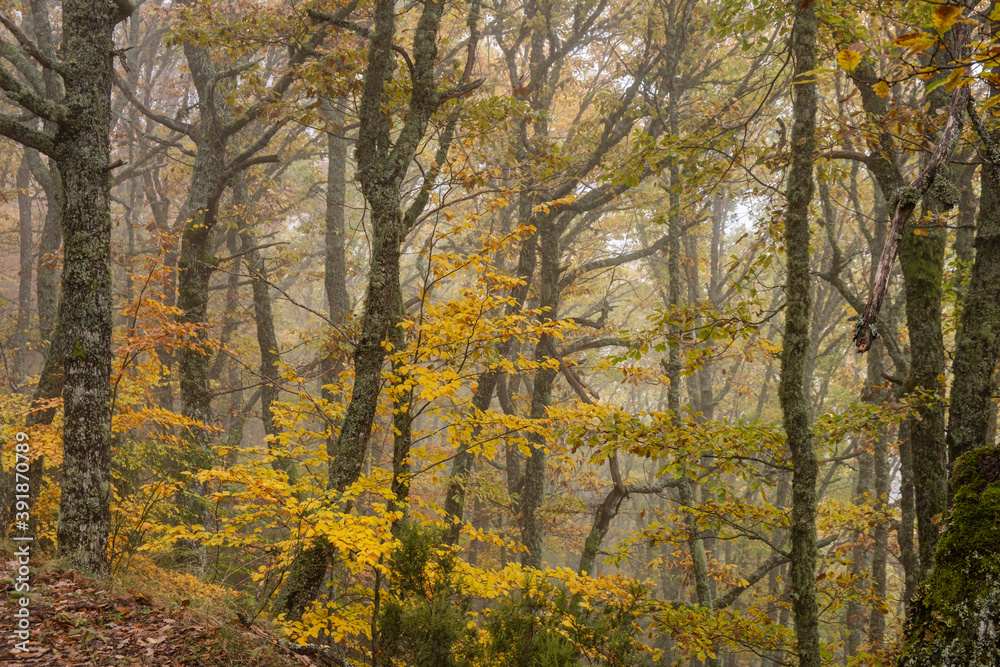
xmin=0 ymin=61 xmax=64 ymax=121
xmin=0 ymin=110 xmax=55 ymax=156
xmin=815 ymin=149 xmax=871 ymax=166
xmin=560 ymin=231 xmax=669 ymax=289
xmin=202 ymin=155 xmax=280 ymax=231
xmin=853 ymin=85 xmax=969 ymax=353
xmin=216 ymin=242 xmax=288 ymax=264
xmin=560 ymin=336 xmax=629 ymax=356
xmin=113 ymin=71 xmax=194 ymax=135
xmin=0 ymin=13 xmax=65 ymax=74
xmin=308 ymin=9 xmax=415 ymax=79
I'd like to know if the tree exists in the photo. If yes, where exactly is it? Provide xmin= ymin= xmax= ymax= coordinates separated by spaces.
xmin=777 ymin=1 xmax=820 ymax=664
xmin=277 ymin=0 xmax=481 ymax=617
xmin=0 ymin=0 xmax=136 ymax=573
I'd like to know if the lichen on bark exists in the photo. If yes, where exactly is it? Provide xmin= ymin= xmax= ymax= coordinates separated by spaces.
xmin=900 ymin=446 xmax=1000 ymax=667
xmin=777 ymin=2 xmax=820 ymax=665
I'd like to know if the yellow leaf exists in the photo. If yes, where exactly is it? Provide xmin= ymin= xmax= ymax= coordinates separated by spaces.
xmin=932 ymin=5 xmax=963 ymax=33
xmin=873 ymin=81 xmax=889 ymax=99
xmin=836 ymin=49 xmax=862 ymax=73
xmin=944 ymin=68 xmax=968 ymax=92
xmin=893 ymin=32 xmax=936 ymax=52
xmin=983 ymin=94 xmax=1000 ymax=112
xmin=926 ymin=67 xmax=967 ymax=94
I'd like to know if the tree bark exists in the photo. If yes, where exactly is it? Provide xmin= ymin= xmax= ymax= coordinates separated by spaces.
xmin=947 ymin=110 xmax=1000 ymax=463
xmin=49 ymin=0 xmax=128 ymax=574
xmin=324 ymin=99 xmax=351 ymax=325
xmin=777 ymin=4 xmax=820 ymax=665
xmin=175 ymin=119 xmax=228 ymax=469
xmin=844 ymin=440 xmax=872 ymax=660
xmin=865 ymin=338 xmax=891 ymax=648
xmin=898 ymin=72 xmax=956 ymax=575
xmin=233 ymin=177 xmax=296 ymax=479
xmin=25 ymin=151 xmax=61 ymax=351
xmin=12 ymin=156 xmax=33 ymax=385
xmin=519 ymin=216 xmax=559 ymax=568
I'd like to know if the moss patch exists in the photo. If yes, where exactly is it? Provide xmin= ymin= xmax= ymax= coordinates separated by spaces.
xmin=899 ymin=446 xmax=1000 ymax=666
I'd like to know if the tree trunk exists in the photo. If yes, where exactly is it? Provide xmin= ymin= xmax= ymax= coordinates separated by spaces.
xmin=324 ymin=99 xmax=352 ymax=326
xmin=900 ymin=100 xmax=1000 ymax=664
xmin=277 ymin=0 xmax=457 ymax=616
xmin=321 ymin=97 xmax=351 ymax=496
xmin=845 ymin=442 xmax=872 ymax=660
xmin=898 ymin=196 xmax=949 ymax=577
xmin=947 ymin=159 xmax=1000 ymax=463
xmin=12 ymin=156 xmax=33 ymax=385
xmin=761 ymin=476 xmax=790 ymax=667
xmin=519 ymin=216 xmax=558 ymax=568
xmin=25 ymin=151 xmax=61 ymax=351
xmin=897 ymin=419 xmax=920 ymax=615
xmin=233 ymin=178 xmax=296 ymax=479
xmin=777 ymin=4 xmax=820 ymax=666
xmin=175 ymin=130 xmax=228 ymax=470
xmin=865 ymin=343 xmax=890 ymax=648
xmin=50 ymin=0 xmax=125 ymax=574
xmin=443 ymin=213 xmax=536 ymax=545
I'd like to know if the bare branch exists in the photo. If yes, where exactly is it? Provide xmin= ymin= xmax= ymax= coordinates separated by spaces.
xmin=854 ymin=85 xmax=968 ymax=353
xmin=815 ymin=149 xmax=871 ymax=166
xmin=113 ymin=71 xmax=194 ymax=135
xmin=560 ymin=231 xmax=669 ymax=289
xmin=560 ymin=336 xmax=629 ymax=356
xmin=0 ymin=110 xmax=55 ymax=156
xmin=0 ymin=62 xmax=64 ymax=121
xmin=202 ymin=155 xmax=280 ymax=230
xmin=0 ymin=12 xmax=65 ymax=74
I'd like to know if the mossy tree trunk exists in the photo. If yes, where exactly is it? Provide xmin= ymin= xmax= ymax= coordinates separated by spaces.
xmin=845 ymin=24 xmax=970 ymax=592
xmin=49 ymin=0 xmax=132 ymax=575
xmin=0 ymin=0 xmax=134 ymax=573
xmin=900 ymin=44 xmax=1000 ymax=667
xmin=899 ymin=446 xmax=1000 ymax=666
xmin=777 ymin=3 xmax=820 ymax=666
xmin=947 ymin=118 xmax=1000 ymax=464
xmin=898 ymin=51 xmax=961 ymax=574
xmin=899 ymin=195 xmax=950 ymax=576
xmin=175 ymin=122 xmax=228 ymax=469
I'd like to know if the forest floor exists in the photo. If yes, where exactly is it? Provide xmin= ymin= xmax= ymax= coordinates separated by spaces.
xmin=0 ymin=552 xmax=315 ymax=666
